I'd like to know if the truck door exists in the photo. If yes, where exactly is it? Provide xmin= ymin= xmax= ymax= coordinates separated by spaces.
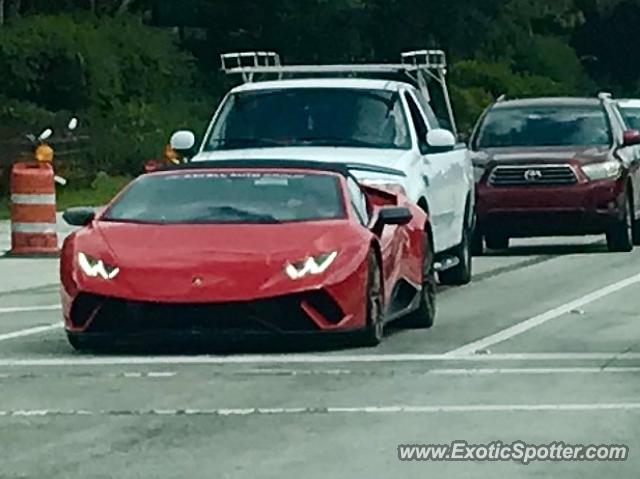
xmin=403 ymin=91 xmax=458 ymax=251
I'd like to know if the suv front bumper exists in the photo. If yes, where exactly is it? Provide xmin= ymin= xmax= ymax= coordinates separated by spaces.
xmin=476 ymin=178 xmax=626 ymax=237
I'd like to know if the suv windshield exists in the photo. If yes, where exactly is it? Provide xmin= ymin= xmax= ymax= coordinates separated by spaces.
xmin=103 ymin=171 xmax=346 ymax=224
xmin=620 ymin=107 xmax=640 ymax=130
xmin=204 ymin=88 xmax=411 ymax=151
xmin=476 ymin=104 xmax=611 ymax=148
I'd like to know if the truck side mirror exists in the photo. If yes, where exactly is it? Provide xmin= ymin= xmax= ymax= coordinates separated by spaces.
xmin=170 ymin=130 xmax=197 ymax=157
xmin=426 ymin=129 xmax=456 ymax=153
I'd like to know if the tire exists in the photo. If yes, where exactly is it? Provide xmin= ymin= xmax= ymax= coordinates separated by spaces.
xmin=439 ymin=226 xmax=472 ymax=286
xmin=485 ymin=234 xmax=509 ymax=251
xmin=404 ymin=234 xmax=437 ymax=329
xmin=471 ymin=227 xmax=484 ymax=256
xmin=607 ymin=194 xmax=634 ymax=253
xmin=66 ymin=332 xmax=114 ymax=352
xmin=359 ymin=251 xmax=385 ymax=347
xmin=633 ymin=218 xmax=640 ymax=246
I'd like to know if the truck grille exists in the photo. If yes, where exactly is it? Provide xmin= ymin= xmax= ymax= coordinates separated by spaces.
xmin=489 ymin=165 xmax=577 ymax=187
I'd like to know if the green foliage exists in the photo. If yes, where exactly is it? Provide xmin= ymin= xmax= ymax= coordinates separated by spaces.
xmin=0 ymin=0 xmax=635 ymax=194
xmin=0 ymin=14 xmax=215 ymax=185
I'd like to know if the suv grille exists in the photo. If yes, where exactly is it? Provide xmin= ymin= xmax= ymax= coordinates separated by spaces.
xmin=489 ymin=164 xmax=577 ymax=187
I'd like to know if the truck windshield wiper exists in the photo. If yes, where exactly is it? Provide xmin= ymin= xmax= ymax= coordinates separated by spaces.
xmin=206 ymin=137 xmax=287 ymax=150
xmin=295 ymin=137 xmax=384 ymax=148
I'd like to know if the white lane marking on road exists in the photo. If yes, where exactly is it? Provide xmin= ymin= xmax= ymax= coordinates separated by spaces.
xmin=1 ymin=367 xmax=639 ymax=380
xmin=0 ymin=305 xmax=61 ymax=315
xmin=430 ymin=367 xmax=640 ymax=375
xmin=2 ymin=403 xmax=640 ymax=417
xmin=1 ymin=352 xmax=640 ymax=367
xmin=0 ymin=324 xmax=60 ymax=342
xmin=445 ymin=271 xmax=640 ymax=357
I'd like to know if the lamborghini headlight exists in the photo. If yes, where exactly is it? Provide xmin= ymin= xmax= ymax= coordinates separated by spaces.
xmin=78 ymin=253 xmax=120 ymax=280
xmin=285 ymin=252 xmax=338 ymax=280
xmin=582 ymin=161 xmax=621 ymax=181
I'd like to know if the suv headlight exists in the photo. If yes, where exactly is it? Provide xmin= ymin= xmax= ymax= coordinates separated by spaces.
xmin=285 ymin=252 xmax=338 ymax=280
xmin=473 ymin=165 xmax=487 ymax=182
xmin=78 ymin=253 xmax=120 ymax=280
xmin=582 ymin=161 xmax=621 ymax=181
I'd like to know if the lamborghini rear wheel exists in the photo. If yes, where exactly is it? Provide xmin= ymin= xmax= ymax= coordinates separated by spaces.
xmin=66 ymin=332 xmax=114 ymax=353
xmin=404 ymin=234 xmax=437 ymax=329
xmin=359 ymin=251 xmax=385 ymax=347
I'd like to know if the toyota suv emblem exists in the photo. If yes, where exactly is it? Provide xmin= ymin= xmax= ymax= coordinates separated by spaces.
xmin=524 ymin=169 xmax=543 ymax=182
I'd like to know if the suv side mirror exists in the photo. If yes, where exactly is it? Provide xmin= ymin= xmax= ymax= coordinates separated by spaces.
xmin=372 ymin=207 xmax=413 ymax=235
xmin=426 ymin=129 xmax=456 ymax=153
xmin=170 ymin=130 xmax=197 ymax=156
xmin=63 ymin=207 xmax=95 ymax=227
xmin=623 ymin=129 xmax=640 ymax=146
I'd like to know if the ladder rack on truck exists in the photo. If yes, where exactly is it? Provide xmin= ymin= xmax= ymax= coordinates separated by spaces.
xmin=219 ymin=49 xmax=457 ymax=135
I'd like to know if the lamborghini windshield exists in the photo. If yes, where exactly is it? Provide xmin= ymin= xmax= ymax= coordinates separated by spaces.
xmin=103 ymin=171 xmax=346 ymax=224
xmin=204 ymin=88 xmax=412 ymax=150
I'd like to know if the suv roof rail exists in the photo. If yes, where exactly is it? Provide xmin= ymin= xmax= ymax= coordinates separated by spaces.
xmin=219 ymin=49 xmax=457 ymax=134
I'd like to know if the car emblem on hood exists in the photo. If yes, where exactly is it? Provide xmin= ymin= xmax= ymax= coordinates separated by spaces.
xmin=192 ymin=277 xmax=204 ymax=287
xmin=524 ymin=169 xmax=543 ymax=182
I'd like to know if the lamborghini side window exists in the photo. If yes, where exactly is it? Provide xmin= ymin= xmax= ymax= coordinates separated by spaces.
xmin=347 ymin=177 xmax=369 ymax=225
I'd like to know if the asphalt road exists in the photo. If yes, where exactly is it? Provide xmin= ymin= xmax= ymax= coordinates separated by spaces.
xmin=0 ymin=236 xmax=639 ymax=478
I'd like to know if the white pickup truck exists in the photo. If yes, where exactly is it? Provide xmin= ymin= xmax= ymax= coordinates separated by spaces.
xmin=171 ymin=50 xmax=475 ymax=284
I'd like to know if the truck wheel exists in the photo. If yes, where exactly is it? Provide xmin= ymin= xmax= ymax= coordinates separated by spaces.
xmin=607 ymin=194 xmax=634 ymax=253
xmin=471 ymin=228 xmax=484 ymax=256
xmin=439 ymin=226 xmax=472 ymax=286
xmin=404 ymin=235 xmax=436 ymax=328
xmin=485 ymin=234 xmax=509 ymax=251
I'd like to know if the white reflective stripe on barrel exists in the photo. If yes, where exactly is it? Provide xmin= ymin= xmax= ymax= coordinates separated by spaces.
xmin=10 ymin=194 xmax=56 ymax=205
xmin=10 ymin=222 xmax=57 ymax=234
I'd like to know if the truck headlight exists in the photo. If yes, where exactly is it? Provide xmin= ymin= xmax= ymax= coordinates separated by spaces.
xmin=582 ymin=161 xmax=621 ymax=181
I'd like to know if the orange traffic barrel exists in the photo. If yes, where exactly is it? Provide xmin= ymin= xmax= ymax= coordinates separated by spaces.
xmin=9 ymin=162 xmax=58 ymax=256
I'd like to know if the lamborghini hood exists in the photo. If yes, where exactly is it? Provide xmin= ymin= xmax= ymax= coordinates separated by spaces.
xmin=70 ymin=220 xmax=370 ymax=302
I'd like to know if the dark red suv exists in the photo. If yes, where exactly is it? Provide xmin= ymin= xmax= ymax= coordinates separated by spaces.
xmin=470 ymin=95 xmax=640 ymax=253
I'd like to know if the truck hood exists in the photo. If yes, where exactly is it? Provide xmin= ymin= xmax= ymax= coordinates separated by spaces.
xmin=472 ymin=146 xmax=612 ymax=167
xmin=192 ymin=147 xmax=412 ymax=180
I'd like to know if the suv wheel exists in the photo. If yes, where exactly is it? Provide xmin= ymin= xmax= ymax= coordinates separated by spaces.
xmin=485 ymin=234 xmax=509 ymax=251
xmin=607 ymin=194 xmax=634 ymax=253
xmin=439 ymin=226 xmax=472 ymax=285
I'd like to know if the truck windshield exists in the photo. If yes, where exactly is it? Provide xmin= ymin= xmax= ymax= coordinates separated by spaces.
xmin=204 ymin=88 xmax=411 ymax=151
xmin=103 ymin=171 xmax=346 ymax=224
xmin=476 ymin=105 xmax=611 ymax=148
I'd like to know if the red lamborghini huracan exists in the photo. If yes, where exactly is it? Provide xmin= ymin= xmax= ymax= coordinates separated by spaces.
xmin=60 ymin=160 xmax=436 ymax=350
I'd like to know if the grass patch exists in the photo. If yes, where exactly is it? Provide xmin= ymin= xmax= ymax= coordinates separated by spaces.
xmin=0 ymin=174 xmax=132 ymax=220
